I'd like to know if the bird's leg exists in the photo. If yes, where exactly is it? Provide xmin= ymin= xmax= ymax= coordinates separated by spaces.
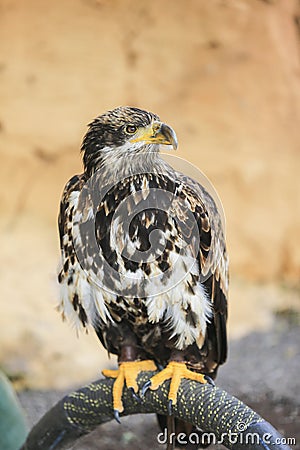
xmin=142 ymin=349 xmax=210 ymax=414
xmin=102 ymin=344 xmax=157 ymax=422
xmin=166 ymin=414 xmax=176 ymax=450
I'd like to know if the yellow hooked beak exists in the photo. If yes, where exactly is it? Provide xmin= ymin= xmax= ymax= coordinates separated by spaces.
xmin=130 ymin=121 xmax=178 ymax=150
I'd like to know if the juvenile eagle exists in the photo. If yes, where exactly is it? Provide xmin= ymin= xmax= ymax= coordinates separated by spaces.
xmin=57 ymin=106 xmax=228 ymax=430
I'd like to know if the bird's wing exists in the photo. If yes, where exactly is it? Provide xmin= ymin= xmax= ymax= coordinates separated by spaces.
xmin=57 ymin=174 xmax=89 ymax=329
xmin=178 ymin=173 xmax=228 ymax=370
xmin=57 ymin=173 xmax=111 ymax=331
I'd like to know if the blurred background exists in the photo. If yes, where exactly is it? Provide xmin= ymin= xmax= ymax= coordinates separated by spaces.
xmin=0 ymin=0 xmax=300 ymax=447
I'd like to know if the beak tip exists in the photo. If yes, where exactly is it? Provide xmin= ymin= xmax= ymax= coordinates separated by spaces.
xmin=160 ymin=123 xmax=178 ymax=151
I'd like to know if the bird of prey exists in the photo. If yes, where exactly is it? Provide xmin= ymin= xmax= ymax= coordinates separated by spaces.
xmin=57 ymin=106 xmax=228 ymax=441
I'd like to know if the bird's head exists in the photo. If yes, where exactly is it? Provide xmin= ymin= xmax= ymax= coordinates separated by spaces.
xmin=81 ymin=106 xmax=177 ymax=175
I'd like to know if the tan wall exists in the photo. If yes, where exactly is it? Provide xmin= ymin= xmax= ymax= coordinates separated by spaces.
xmin=1 ymin=0 xmax=300 ymax=281
xmin=0 ymin=0 xmax=300 ymax=388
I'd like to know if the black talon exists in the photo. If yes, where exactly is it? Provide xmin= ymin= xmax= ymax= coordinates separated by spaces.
xmin=167 ymin=399 xmax=173 ymax=416
xmin=129 ymin=387 xmax=141 ymax=402
xmin=141 ymin=380 xmax=152 ymax=397
xmin=204 ymin=375 xmax=215 ymax=386
xmin=114 ymin=409 xmax=121 ymax=424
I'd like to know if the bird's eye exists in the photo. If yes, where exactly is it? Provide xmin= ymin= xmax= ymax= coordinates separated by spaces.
xmin=125 ymin=124 xmax=137 ymax=134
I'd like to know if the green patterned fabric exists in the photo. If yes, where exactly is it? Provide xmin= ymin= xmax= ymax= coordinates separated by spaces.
xmin=22 ymin=370 xmax=279 ymax=450
xmin=64 ymin=370 xmax=263 ymax=448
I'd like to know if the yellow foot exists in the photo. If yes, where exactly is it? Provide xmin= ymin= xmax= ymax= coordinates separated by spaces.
xmin=102 ymin=360 xmax=157 ymax=420
xmin=142 ymin=361 xmax=208 ymax=411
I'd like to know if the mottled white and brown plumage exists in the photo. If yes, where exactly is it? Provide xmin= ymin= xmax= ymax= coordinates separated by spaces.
xmin=57 ymin=108 xmax=228 ymax=441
